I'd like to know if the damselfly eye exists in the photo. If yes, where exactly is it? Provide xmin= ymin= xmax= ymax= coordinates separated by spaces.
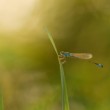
xmin=60 ymin=51 xmax=65 ymax=55
xmin=58 ymin=55 xmax=66 ymax=64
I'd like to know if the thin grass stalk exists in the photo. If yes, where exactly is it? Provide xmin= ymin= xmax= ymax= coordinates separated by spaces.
xmin=45 ymin=28 xmax=69 ymax=110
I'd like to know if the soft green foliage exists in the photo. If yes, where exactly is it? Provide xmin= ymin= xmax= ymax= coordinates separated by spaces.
xmin=0 ymin=89 xmax=4 ymax=110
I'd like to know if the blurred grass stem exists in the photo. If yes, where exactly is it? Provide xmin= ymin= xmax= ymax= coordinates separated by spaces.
xmin=45 ymin=28 xmax=70 ymax=110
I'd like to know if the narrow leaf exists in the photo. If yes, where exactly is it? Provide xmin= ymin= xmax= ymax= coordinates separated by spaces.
xmin=46 ymin=28 xmax=70 ymax=110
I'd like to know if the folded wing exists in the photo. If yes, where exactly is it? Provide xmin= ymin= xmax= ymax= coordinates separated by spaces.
xmin=71 ymin=53 xmax=93 ymax=59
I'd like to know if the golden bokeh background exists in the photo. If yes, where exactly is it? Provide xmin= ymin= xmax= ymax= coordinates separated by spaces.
xmin=0 ymin=0 xmax=110 ymax=110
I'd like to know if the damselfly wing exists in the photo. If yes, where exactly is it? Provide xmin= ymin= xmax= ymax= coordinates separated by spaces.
xmin=71 ymin=53 xmax=93 ymax=59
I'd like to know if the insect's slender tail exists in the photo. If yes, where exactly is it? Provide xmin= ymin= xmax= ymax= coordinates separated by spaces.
xmin=89 ymin=61 xmax=103 ymax=68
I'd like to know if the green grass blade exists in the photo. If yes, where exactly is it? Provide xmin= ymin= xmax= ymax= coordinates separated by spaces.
xmin=45 ymin=28 xmax=70 ymax=110
xmin=59 ymin=63 xmax=69 ymax=110
xmin=45 ymin=28 xmax=58 ymax=56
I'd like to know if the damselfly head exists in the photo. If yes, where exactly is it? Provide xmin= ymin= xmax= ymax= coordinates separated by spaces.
xmin=58 ymin=54 xmax=66 ymax=64
xmin=60 ymin=51 xmax=64 ymax=56
xmin=60 ymin=51 xmax=70 ymax=57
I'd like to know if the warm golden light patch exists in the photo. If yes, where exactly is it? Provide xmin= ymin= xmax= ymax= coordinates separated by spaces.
xmin=0 ymin=0 xmax=37 ymax=31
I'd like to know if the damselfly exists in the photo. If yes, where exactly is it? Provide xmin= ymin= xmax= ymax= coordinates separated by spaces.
xmin=59 ymin=51 xmax=103 ymax=68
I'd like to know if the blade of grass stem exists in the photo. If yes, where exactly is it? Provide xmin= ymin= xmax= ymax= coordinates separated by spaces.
xmin=45 ymin=28 xmax=58 ymax=55
xmin=45 ymin=28 xmax=69 ymax=110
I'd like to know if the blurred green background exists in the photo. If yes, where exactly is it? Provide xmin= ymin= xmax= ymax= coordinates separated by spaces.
xmin=0 ymin=0 xmax=110 ymax=110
